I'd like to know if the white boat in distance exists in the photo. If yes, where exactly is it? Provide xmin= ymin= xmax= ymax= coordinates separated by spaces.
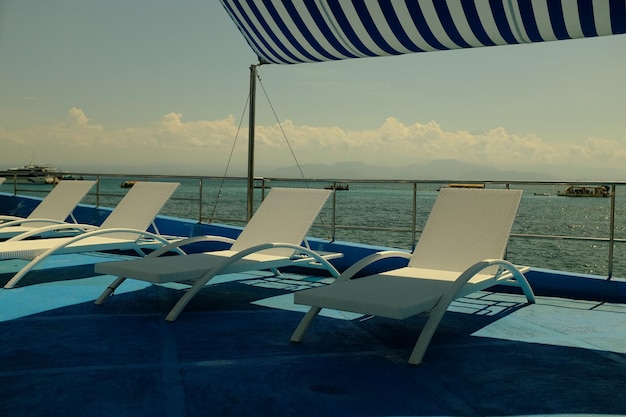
xmin=0 ymin=163 xmax=60 ymax=184
xmin=557 ymin=185 xmax=610 ymax=197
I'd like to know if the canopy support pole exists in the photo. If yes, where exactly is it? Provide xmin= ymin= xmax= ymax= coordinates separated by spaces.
xmin=247 ymin=64 xmax=257 ymax=220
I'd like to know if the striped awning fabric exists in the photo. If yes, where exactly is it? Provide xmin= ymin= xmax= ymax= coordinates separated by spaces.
xmin=220 ymin=0 xmax=626 ymax=64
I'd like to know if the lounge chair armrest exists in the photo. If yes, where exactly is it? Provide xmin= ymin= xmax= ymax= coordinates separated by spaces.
xmin=163 ymin=242 xmax=342 ymax=321
xmin=145 ymin=235 xmax=236 ymax=258
xmin=85 ymin=228 xmax=178 ymax=244
xmin=408 ymin=259 xmax=535 ymax=365
xmin=0 ymin=215 xmax=26 ymax=224
xmin=232 ymin=243 xmax=342 ymax=278
xmin=337 ymin=250 xmax=412 ymax=282
xmin=0 ymin=218 xmax=69 ymax=229
xmin=6 ymin=223 xmax=95 ymax=241
xmin=448 ymin=259 xmax=535 ymax=305
xmin=3 ymin=227 xmax=181 ymax=289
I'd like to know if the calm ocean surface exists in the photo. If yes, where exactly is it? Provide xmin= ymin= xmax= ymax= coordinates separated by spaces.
xmin=4 ymin=177 xmax=626 ymax=279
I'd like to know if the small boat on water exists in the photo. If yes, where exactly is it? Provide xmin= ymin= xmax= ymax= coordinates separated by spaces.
xmin=253 ymin=178 xmax=270 ymax=189
xmin=324 ymin=183 xmax=349 ymax=191
xmin=557 ymin=185 xmax=610 ymax=197
xmin=447 ymin=183 xmax=484 ymax=189
xmin=438 ymin=183 xmax=485 ymax=191
xmin=59 ymin=174 xmax=85 ymax=181
xmin=120 ymin=180 xmax=137 ymax=188
xmin=0 ymin=163 xmax=60 ymax=184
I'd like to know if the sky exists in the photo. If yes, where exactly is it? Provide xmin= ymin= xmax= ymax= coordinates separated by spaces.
xmin=1 ymin=0 xmax=626 ymax=180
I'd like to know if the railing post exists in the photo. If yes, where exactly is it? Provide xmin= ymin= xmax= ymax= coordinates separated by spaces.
xmin=95 ymin=175 xmax=101 ymax=207
xmin=331 ymin=188 xmax=337 ymax=242
xmin=608 ymin=184 xmax=616 ymax=280
xmin=412 ymin=182 xmax=417 ymax=250
xmin=198 ymin=178 xmax=204 ymax=223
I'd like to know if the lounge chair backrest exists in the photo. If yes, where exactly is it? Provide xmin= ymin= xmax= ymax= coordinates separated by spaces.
xmin=408 ymin=188 xmax=522 ymax=273
xmin=27 ymin=180 xmax=96 ymax=227
xmin=230 ymin=188 xmax=332 ymax=257
xmin=100 ymin=182 xmax=179 ymax=238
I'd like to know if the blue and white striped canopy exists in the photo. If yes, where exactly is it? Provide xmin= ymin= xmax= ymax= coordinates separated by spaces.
xmin=220 ymin=0 xmax=626 ymax=64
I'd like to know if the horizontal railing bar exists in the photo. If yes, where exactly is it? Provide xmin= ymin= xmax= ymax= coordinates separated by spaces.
xmin=511 ymin=233 xmax=626 ymax=243
xmin=331 ymin=225 xmax=416 ymax=233
xmin=4 ymin=173 xmax=626 ymax=278
xmin=199 ymin=216 xmax=248 ymax=225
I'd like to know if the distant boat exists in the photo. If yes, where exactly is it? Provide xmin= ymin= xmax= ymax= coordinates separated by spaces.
xmin=0 ymin=163 xmax=60 ymax=184
xmin=120 ymin=180 xmax=137 ymax=188
xmin=438 ymin=183 xmax=485 ymax=191
xmin=534 ymin=192 xmax=550 ymax=196
xmin=448 ymin=183 xmax=485 ymax=189
xmin=253 ymin=178 xmax=270 ymax=189
xmin=59 ymin=174 xmax=85 ymax=181
xmin=325 ymin=184 xmax=349 ymax=191
xmin=557 ymin=185 xmax=610 ymax=197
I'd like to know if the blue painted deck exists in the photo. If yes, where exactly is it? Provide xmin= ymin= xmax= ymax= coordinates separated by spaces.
xmin=1 ymin=253 xmax=626 ymax=417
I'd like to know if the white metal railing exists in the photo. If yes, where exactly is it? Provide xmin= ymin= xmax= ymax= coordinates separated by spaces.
xmin=2 ymin=174 xmax=625 ymax=279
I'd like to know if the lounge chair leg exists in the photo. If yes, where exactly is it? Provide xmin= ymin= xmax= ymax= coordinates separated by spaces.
xmin=165 ymin=268 xmax=221 ymax=322
xmin=408 ymin=302 xmax=450 ymax=365
xmin=290 ymin=307 xmax=322 ymax=342
xmin=500 ymin=268 xmax=536 ymax=304
xmin=516 ymin=274 xmax=536 ymax=304
xmin=94 ymin=277 xmax=127 ymax=305
xmin=4 ymin=253 xmax=48 ymax=289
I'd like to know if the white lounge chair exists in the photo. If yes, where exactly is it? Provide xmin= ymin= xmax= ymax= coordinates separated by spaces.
xmin=290 ymin=188 xmax=536 ymax=365
xmin=94 ymin=187 xmax=341 ymax=321
xmin=2 ymin=181 xmax=180 ymax=289
xmin=0 ymin=180 xmax=96 ymax=239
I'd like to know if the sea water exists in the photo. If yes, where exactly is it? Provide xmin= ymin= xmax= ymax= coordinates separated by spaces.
xmin=4 ymin=177 xmax=626 ymax=279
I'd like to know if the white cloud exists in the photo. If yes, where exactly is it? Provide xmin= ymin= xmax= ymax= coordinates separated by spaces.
xmin=67 ymin=107 xmax=98 ymax=128
xmin=0 ymin=109 xmax=624 ymax=178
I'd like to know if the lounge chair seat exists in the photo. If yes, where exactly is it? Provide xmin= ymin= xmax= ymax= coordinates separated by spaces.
xmin=1 ymin=233 xmax=167 ymax=260
xmin=94 ymin=187 xmax=341 ymax=321
xmin=295 ymin=265 xmax=530 ymax=321
xmin=97 ymin=249 xmax=332 ymax=284
xmin=2 ymin=181 xmax=180 ymax=289
xmin=290 ymin=188 xmax=535 ymax=365
xmin=0 ymin=180 xmax=96 ymax=239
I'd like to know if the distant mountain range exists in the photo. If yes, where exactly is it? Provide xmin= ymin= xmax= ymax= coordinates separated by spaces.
xmin=89 ymin=158 xmax=622 ymax=181
xmin=262 ymin=159 xmax=557 ymax=181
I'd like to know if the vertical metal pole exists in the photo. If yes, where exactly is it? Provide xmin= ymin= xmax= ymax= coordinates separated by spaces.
xmin=198 ymin=178 xmax=203 ymax=223
xmin=96 ymin=175 xmax=100 ymax=207
xmin=247 ymin=65 xmax=257 ymax=221
xmin=331 ymin=189 xmax=337 ymax=242
xmin=608 ymin=185 xmax=616 ymax=280
xmin=412 ymin=182 xmax=417 ymax=250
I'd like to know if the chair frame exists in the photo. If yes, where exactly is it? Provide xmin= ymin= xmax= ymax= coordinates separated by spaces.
xmin=1 ymin=181 xmax=179 ymax=289
xmin=93 ymin=187 xmax=341 ymax=321
xmin=290 ymin=188 xmax=536 ymax=365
